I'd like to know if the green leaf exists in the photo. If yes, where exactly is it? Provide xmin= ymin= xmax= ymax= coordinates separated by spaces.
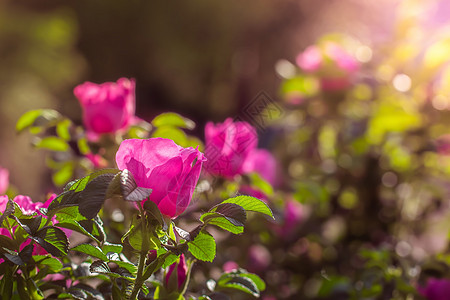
xmin=112 ymin=260 xmax=137 ymax=275
xmin=143 ymin=200 xmax=165 ymax=228
xmin=52 ymin=163 xmax=74 ymax=187
xmin=152 ymin=112 xmax=195 ymax=130
xmin=33 ymin=255 xmax=63 ymax=272
xmin=248 ymin=173 xmax=273 ymax=196
xmin=89 ymin=259 xmax=110 ymax=274
xmin=157 ymin=248 xmax=180 ymax=269
xmin=124 ymin=217 xmax=160 ymax=251
xmin=55 ymin=220 xmax=100 ymax=244
xmin=0 ymin=235 xmax=17 ymax=251
xmin=34 ymin=226 xmax=69 ymax=257
xmin=0 ymin=266 xmax=13 ymax=298
xmin=187 ymin=231 xmax=216 ymax=262
xmin=102 ymin=242 xmax=123 ymax=254
xmin=89 ymin=260 xmax=134 ymax=281
xmin=67 ymin=169 xmax=120 ymax=193
xmin=34 ymin=137 xmax=69 ymax=152
xmin=207 ymin=203 xmax=247 ymax=225
xmin=152 ymin=126 xmax=188 ymax=146
xmin=0 ymin=199 xmax=15 ymax=226
xmin=201 ymin=216 xmax=243 ymax=234
xmin=14 ymin=215 xmax=44 ymax=235
xmin=54 ymin=206 xmax=82 ymax=222
xmin=26 ymin=277 xmax=44 ymax=299
xmin=217 ymin=275 xmax=259 ymax=297
xmin=19 ymin=244 xmax=34 ymax=264
xmin=2 ymin=248 xmax=23 ymax=265
xmin=71 ymin=243 xmax=108 ymax=261
xmin=77 ymin=137 xmax=90 ymax=155
xmin=238 ymin=273 xmax=265 ymax=292
xmin=220 ymin=196 xmax=274 ymax=219
xmin=77 ymin=173 xmax=117 ymax=219
xmin=107 ymin=169 xmax=152 ymax=202
xmin=222 ymin=270 xmax=265 ymax=292
xmin=56 ymin=119 xmax=72 ymax=141
xmin=16 ymin=109 xmax=60 ymax=132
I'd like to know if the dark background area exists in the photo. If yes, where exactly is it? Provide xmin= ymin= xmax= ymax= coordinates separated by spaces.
xmin=0 ymin=0 xmax=392 ymax=198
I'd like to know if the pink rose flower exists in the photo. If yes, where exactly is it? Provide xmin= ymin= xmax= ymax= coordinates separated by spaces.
xmin=204 ymin=118 xmax=257 ymax=178
xmin=0 ymin=167 xmax=9 ymax=195
xmin=165 ymin=254 xmax=187 ymax=291
xmin=115 ymin=138 xmax=206 ymax=218
xmin=419 ymin=278 xmax=450 ymax=300
xmin=74 ymin=77 xmax=136 ymax=136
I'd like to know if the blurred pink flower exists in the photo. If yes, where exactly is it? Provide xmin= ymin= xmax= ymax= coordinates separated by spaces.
xmin=116 ymin=138 xmax=206 ymax=218
xmin=0 ymin=167 xmax=9 ymax=195
xmin=204 ymin=118 xmax=257 ymax=178
xmin=435 ymin=135 xmax=450 ymax=155
xmin=296 ymin=45 xmax=322 ymax=72
xmin=324 ymin=43 xmax=359 ymax=73
xmin=296 ymin=42 xmax=359 ymax=91
xmin=11 ymin=195 xmax=45 ymax=215
xmin=165 ymin=254 xmax=187 ymax=291
xmin=86 ymin=153 xmax=108 ymax=169
xmin=283 ymin=200 xmax=303 ymax=235
xmin=74 ymin=77 xmax=136 ymax=136
xmin=247 ymin=244 xmax=271 ymax=272
xmin=242 ymin=149 xmax=278 ymax=186
xmin=223 ymin=261 xmax=239 ymax=272
xmin=0 ymin=194 xmax=70 ymax=258
xmin=419 ymin=278 xmax=450 ymax=300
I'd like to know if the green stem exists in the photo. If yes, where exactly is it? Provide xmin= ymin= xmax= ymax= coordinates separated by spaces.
xmin=129 ymin=204 xmax=148 ymax=300
xmin=129 ymin=251 xmax=147 ymax=300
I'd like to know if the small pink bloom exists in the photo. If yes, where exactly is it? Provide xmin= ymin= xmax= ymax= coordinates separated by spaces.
xmin=204 ymin=118 xmax=257 ymax=178
xmin=165 ymin=254 xmax=187 ymax=291
xmin=419 ymin=278 xmax=450 ymax=300
xmin=74 ymin=78 xmax=136 ymax=136
xmin=115 ymin=138 xmax=206 ymax=218
xmin=0 ymin=167 xmax=9 ymax=195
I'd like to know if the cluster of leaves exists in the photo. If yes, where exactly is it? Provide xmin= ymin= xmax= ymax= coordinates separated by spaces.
xmin=0 ymin=161 xmax=272 ymax=299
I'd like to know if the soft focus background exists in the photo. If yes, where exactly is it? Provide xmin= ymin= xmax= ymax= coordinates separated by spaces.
xmin=4 ymin=0 xmax=450 ymax=299
xmin=0 ymin=0 xmax=396 ymax=198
